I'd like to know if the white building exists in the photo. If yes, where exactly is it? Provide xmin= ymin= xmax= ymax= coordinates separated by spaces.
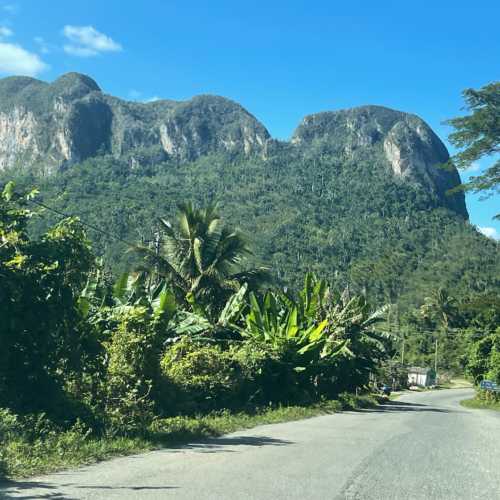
xmin=408 ymin=367 xmax=436 ymax=387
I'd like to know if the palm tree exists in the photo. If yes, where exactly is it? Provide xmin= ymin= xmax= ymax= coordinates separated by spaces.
xmin=137 ymin=202 xmax=269 ymax=318
xmin=420 ymin=288 xmax=458 ymax=330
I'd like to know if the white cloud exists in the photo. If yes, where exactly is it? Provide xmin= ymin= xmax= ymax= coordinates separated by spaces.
xmin=0 ymin=41 xmax=48 ymax=76
xmin=463 ymin=162 xmax=481 ymax=173
xmin=0 ymin=26 xmax=12 ymax=38
xmin=63 ymin=45 xmax=96 ymax=57
xmin=63 ymin=25 xmax=122 ymax=57
xmin=34 ymin=36 xmax=50 ymax=54
xmin=127 ymin=91 xmax=162 ymax=103
xmin=2 ymin=3 xmax=18 ymax=14
xmin=478 ymin=226 xmax=499 ymax=240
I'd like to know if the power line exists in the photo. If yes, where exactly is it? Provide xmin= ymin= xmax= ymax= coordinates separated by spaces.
xmin=27 ymin=198 xmax=142 ymax=250
xmin=378 ymin=328 xmax=493 ymax=337
xmin=1 ymin=180 xmax=156 ymax=250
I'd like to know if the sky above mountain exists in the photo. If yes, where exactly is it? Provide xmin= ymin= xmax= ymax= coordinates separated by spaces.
xmin=0 ymin=0 xmax=498 ymax=237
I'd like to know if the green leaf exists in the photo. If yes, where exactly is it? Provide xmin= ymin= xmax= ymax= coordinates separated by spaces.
xmin=218 ymin=283 xmax=248 ymax=326
xmin=308 ymin=319 xmax=328 ymax=342
xmin=2 ymin=181 xmax=15 ymax=201
xmin=77 ymin=296 xmax=90 ymax=318
xmin=153 ymin=287 xmax=177 ymax=319
xmin=113 ymin=272 xmax=129 ymax=301
xmin=285 ymin=306 xmax=299 ymax=338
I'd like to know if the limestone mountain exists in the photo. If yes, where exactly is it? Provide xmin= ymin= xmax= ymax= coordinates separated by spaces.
xmin=0 ymin=72 xmax=270 ymax=174
xmin=0 ymin=72 xmax=465 ymax=216
xmin=292 ymin=106 xmax=467 ymax=217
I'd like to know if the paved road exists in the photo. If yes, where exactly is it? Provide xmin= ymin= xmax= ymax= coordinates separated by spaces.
xmin=2 ymin=388 xmax=499 ymax=499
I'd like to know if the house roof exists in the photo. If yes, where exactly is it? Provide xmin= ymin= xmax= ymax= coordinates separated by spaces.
xmin=408 ymin=367 xmax=432 ymax=375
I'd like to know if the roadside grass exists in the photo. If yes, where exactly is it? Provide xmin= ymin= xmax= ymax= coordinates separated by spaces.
xmin=437 ymin=378 xmax=473 ymax=390
xmin=460 ymin=398 xmax=500 ymax=412
xmin=0 ymin=394 xmax=379 ymax=480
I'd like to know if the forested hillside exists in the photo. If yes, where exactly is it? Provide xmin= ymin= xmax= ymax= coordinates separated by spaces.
xmin=10 ymin=146 xmax=498 ymax=313
xmin=0 ymin=72 xmax=497 ymax=324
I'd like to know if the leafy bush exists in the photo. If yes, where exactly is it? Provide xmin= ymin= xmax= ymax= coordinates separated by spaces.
xmin=229 ymin=342 xmax=305 ymax=406
xmin=160 ymin=338 xmax=240 ymax=414
xmin=0 ymin=409 xmax=91 ymax=477
xmin=0 ymin=409 xmax=130 ymax=478
xmin=159 ymin=337 xmax=312 ymax=414
xmin=476 ymin=389 xmax=500 ymax=403
xmin=466 ymin=328 xmax=500 ymax=384
xmin=0 ymin=408 xmax=22 ymax=449
xmin=0 ymin=184 xmax=95 ymax=416
xmin=104 ymin=306 xmax=159 ymax=433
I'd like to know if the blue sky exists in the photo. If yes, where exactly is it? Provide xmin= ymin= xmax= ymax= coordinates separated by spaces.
xmin=1 ymin=0 xmax=498 ymax=237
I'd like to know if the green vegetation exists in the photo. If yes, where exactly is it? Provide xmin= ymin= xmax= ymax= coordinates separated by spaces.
xmin=446 ymin=81 xmax=500 ymax=211
xmin=7 ymin=141 xmax=496 ymax=382
xmin=461 ymin=389 xmax=500 ymax=412
xmin=11 ymin=148 xmax=499 ymax=309
xmin=465 ymin=327 xmax=500 ymax=384
xmin=0 ymin=184 xmax=387 ymax=479
xmin=0 ymin=396 xmax=378 ymax=479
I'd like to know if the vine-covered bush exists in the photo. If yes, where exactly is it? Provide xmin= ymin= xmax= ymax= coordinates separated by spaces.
xmin=229 ymin=343 xmax=304 ymax=406
xmin=160 ymin=339 xmax=240 ymax=414
xmin=104 ymin=306 xmax=159 ymax=433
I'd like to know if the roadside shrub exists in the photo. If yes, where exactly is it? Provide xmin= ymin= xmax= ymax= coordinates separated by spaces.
xmin=160 ymin=338 xmax=239 ymax=414
xmin=466 ymin=329 xmax=500 ymax=384
xmin=229 ymin=343 xmax=304 ymax=406
xmin=0 ymin=185 xmax=94 ymax=415
xmin=337 ymin=392 xmax=358 ymax=410
xmin=476 ymin=389 xmax=500 ymax=403
xmin=0 ymin=408 xmax=95 ymax=478
xmin=104 ymin=307 xmax=158 ymax=433
xmin=486 ymin=330 xmax=500 ymax=384
xmin=160 ymin=340 xmax=308 ymax=414
xmin=0 ymin=408 xmax=22 ymax=443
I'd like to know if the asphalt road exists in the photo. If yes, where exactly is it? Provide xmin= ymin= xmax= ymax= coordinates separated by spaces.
xmin=2 ymin=388 xmax=499 ymax=500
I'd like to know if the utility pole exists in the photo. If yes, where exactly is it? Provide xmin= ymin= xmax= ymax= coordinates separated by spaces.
xmin=147 ymin=226 xmax=161 ymax=294
xmin=434 ymin=338 xmax=438 ymax=383
xmin=401 ymin=332 xmax=405 ymax=365
xmin=154 ymin=227 xmax=161 ymax=281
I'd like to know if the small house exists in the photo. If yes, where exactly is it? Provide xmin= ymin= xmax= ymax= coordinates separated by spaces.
xmin=408 ymin=367 xmax=436 ymax=387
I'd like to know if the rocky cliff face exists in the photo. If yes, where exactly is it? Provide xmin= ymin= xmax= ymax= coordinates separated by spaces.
xmin=292 ymin=106 xmax=467 ymax=217
xmin=0 ymin=73 xmax=466 ymax=217
xmin=0 ymin=72 xmax=270 ymax=173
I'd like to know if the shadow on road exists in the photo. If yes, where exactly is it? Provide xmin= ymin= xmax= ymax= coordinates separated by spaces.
xmin=359 ymin=400 xmax=451 ymax=414
xmin=70 ymin=484 xmax=177 ymax=491
xmin=0 ymin=435 xmax=290 ymax=498
xmin=0 ymin=480 xmax=178 ymax=500
xmin=167 ymin=435 xmax=294 ymax=454
xmin=0 ymin=480 xmax=74 ymax=500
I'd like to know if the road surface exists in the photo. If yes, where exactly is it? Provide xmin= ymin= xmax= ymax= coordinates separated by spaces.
xmin=1 ymin=388 xmax=499 ymax=499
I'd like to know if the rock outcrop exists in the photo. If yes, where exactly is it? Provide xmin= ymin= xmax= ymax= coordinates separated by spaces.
xmin=292 ymin=106 xmax=467 ymax=217
xmin=0 ymin=73 xmax=270 ymax=173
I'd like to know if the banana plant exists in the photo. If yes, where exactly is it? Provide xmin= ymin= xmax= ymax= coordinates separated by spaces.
xmin=242 ymin=289 xmax=329 ymax=351
xmin=77 ymin=259 xmax=110 ymax=318
xmin=299 ymin=291 xmax=390 ymax=362
xmin=171 ymin=283 xmax=248 ymax=339
xmin=112 ymin=271 xmax=177 ymax=320
xmin=297 ymin=272 xmax=330 ymax=323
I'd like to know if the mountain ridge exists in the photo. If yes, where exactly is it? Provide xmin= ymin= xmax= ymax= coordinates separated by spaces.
xmin=0 ymin=72 xmax=466 ymax=217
